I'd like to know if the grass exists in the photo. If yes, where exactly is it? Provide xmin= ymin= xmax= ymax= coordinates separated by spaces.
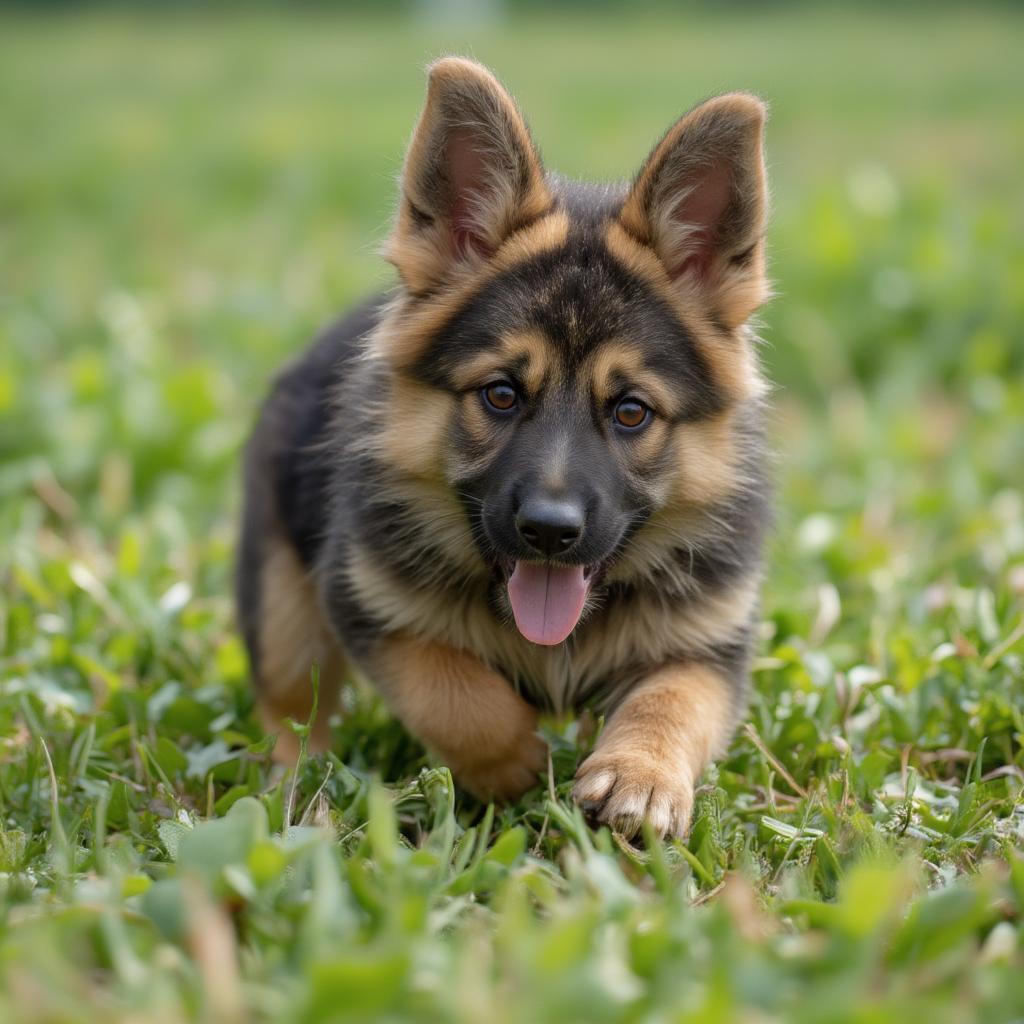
xmin=1 ymin=6 xmax=1023 ymax=1021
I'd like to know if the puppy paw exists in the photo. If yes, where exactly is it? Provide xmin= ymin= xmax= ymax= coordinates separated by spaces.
xmin=455 ymin=730 xmax=548 ymax=803
xmin=572 ymin=749 xmax=694 ymax=838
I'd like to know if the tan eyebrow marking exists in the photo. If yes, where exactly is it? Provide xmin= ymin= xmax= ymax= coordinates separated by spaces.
xmin=588 ymin=340 xmax=680 ymax=417
xmin=450 ymin=328 xmax=553 ymax=395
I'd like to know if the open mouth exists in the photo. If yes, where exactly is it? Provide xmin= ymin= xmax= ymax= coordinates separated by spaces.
xmin=505 ymin=561 xmax=596 ymax=646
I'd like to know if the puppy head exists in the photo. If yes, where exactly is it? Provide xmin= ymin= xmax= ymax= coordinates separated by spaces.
xmin=375 ymin=58 xmax=769 ymax=646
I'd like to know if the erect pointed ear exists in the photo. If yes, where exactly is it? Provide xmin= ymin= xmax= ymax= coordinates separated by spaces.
xmin=384 ymin=57 xmax=552 ymax=294
xmin=619 ymin=93 xmax=769 ymax=328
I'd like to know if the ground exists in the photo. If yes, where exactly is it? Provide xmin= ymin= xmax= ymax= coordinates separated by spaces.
xmin=1 ymin=6 xmax=1023 ymax=1022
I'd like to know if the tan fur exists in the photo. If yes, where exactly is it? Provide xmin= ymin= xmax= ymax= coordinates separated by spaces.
xmin=372 ymin=377 xmax=455 ymax=481
xmin=257 ymin=538 xmax=345 ymax=763
xmin=573 ymin=662 xmax=735 ymax=836
xmin=370 ymin=632 xmax=547 ymax=800
xmin=620 ymin=418 xmax=672 ymax=478
xmin=375 ymin=211 xmax=570 ymax=369
xmin=385 ymin=202 xmax=448 ymax=297
xmin=345 ymin=546 xmax=493 ymax=648
xmin=604 ymin=221 xmax=766 ymax=405
xmin=348 ymin=480 xmax=484 ymax=582
xmin=669 ymin=409 xmax=744 ymax=507
xmin=575 ymin=573 xmax=760 ymax=673
xmin=459 ymin=389 xmax=503 ymax=450
xmin=491 ymin=210 xmax=570 ymax=270
xmin=608 ymin=501 xmax=750 ymax=595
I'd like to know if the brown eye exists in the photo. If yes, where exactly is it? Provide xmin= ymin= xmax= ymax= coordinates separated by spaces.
xmin=482 ymin=382 xmax=519 ymax=414
xmin=613 ymin=398 xmax=651 ymax=431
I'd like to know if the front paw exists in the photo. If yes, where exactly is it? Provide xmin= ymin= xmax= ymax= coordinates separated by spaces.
xmin=572 ymin=748 xmax=695 ymax=838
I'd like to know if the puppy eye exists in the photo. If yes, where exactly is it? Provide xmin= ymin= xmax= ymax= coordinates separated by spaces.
xmin=481 ymin=381 xmax=519 ymax=414
xmin=613 ymin=398 xmax=651 ymax=431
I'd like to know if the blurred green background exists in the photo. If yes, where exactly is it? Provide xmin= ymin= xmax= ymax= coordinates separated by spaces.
xmin=1 ymin=4 xmax=1023 ymax=1021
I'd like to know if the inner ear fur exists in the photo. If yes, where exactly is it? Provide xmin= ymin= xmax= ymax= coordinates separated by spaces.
xmin=619 ymin=93 xmax=769 ymax=329
xmin=385 ymin=57 xmax=552 ymax=294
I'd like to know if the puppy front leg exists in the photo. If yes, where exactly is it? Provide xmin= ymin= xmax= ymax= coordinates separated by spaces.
xmin=370 ymin=634 xmax=547 ymax=802
xmin=572 ymin=663 xmax=738 ymax=838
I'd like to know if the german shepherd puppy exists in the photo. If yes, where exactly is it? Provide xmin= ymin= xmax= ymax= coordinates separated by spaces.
xmin=237 ymin=58 xmax=771 ymax=837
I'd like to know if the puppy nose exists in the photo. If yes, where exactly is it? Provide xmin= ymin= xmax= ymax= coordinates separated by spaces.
xmin=516 ymin=497 xmax=584 ymax=558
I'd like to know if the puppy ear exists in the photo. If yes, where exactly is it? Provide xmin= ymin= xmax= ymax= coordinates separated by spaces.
xmin=385 ymin=57 xmax=552 ymax=294
xmin=619 ymin=93 xmax=769 ymax=328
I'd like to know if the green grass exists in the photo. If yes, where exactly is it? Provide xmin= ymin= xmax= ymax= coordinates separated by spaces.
xmin=2 ymin=6 xmax=1023 ymax=1022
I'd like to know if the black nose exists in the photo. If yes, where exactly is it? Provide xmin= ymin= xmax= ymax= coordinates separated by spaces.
xmin=516 ymin=497 xmax=584 ymax=558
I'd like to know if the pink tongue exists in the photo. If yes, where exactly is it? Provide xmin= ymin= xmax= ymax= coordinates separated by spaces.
xmin=507 ymin=562 xmax=589 ymax=646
